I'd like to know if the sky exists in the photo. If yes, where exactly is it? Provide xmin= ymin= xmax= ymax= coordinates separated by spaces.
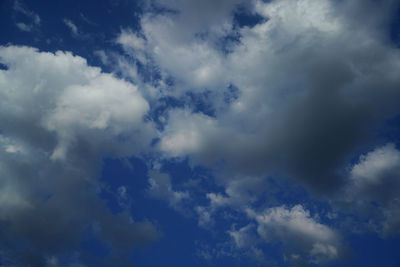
xmin=1 ymin=0 xmax=400 ymax=266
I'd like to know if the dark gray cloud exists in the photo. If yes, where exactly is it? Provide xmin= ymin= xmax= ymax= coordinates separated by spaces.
xmin=144 ymin=0 xmax=400 ymax=195
xmin=115 ymin=0 xmax=400 ymax=263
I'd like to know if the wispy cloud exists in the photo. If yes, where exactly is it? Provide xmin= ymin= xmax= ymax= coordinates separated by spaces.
xmin=15 ymin=22 xmax=32 ymax=32
xmin=13 ymin=0 xmax=40 ymax=32
xmin=63 ymin=18 xmax=79 ymax=37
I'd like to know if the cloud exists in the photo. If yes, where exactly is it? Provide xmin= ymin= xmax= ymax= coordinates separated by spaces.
xmin=159 ymin=109 xmax=223 ymax=158
xmin=195 ymin=206 xmax=214 ymax=228
xmin=193 ymin=175 xmax=269 ymax=227
xmin=13 ymin=0 xmax=40 ymax=32
xmin=228 ymin=224 xmax=267 ymax=263
xmin=350 ymin=144 xmax=400 ymax=202
xmin=0 ymin=45 xmax=159 ymax=265
xmin=228 ymin=224 xmax=258 ymax=249
xmin=113 ymin=1 xmax=400 ymax=261
xmin=339 ymin=144 xmax=400 ymax=236
xmin=150 ymin=0 xmax=246 ymax=40
xmin=15 ymin=22 xmax=33 ymax=32
xmin=13 ymin=0 xmax=41 ymax=25
xmin=2 ymin=0 xmax=400 ymax=265
xmin=247 ymin=205 xmax=343 ymax=264
xmin=63 ymin=19 xmax=79 ymax=37
xmin=120 ymin=0 xmax=400 ymax=196
xmin=147 ymin=170 xmax=190 ymax=211
xmin=117 ymin=30 xmax=146 ymax=51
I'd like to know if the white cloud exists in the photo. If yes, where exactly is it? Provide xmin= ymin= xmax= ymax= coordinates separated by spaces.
xmin=141 ymin=15 xmax=227 ymax=92
xmin=117 ymin=29 xmax=146 ymax=51
xmin=159 ymin=109 xmax=224 ymax=159
xmin=255 ymin=0 xmax=341 ymax=34
xmin=0 ymin=45 xmax=159 ymax=263
xmin=351 ymin=143 xmax=400 ymax=187
xmin=247 ymin=205 xmax=342 ymax=264
xmin=0 ymin=45 xmax=154 ymax=161
xmin=341 ymin=144 xmax=400 ymax=236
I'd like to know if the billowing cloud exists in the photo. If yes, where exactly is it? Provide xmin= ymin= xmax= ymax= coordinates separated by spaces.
xmin=117 ymin=0 xmax=400 ymax=195
xmin=109 ymin=0 xmax=400 ymax=264
xmin=247 ymin=205 xmax=343 ymax=265
xmin=339 ymin=144 xmax=400 ymax=236
xmin=0 ymin=45 xmax=159 ymax=265
xmin=3 ymin=0 xmax=400 ymax=265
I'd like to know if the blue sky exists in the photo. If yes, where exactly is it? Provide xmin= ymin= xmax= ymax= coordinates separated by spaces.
xmin=1 ymin=0 xmax=400 ymax=266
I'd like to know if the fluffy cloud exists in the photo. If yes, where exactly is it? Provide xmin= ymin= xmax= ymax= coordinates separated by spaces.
xmin=159 ymin=109 xmax=225 ymax=159
xmin=340 ymin=144 xmax=400 ymax=236
xmin=350 ymin=144 xmax=400 ymax=202
xmin=121 ymin=0 xmax=400 ymax=196
xmin=0 ymin=45 xmax=159 ymax=265
xmin=3 ymin=0 xmax=400 ymax=265
xmin=0 ymin=45 xmax=154 ymax=160
xmin=248 ymin=205 xmax=343 ymax=264
xmin=113 ymin=1 xmax=400 ymax=262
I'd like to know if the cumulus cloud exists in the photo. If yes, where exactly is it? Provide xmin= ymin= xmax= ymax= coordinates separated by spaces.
xmin=0 ymin=45 xmax=159 ymax=265
xmin=247 ymin=205 xmax=343 ymax=264
xmin=113 ymin=1 xmax=400 ymax=261
xmin=159 ymin=109 xmax=224 ymax=158
xmin=12 ymin=0 xmax=396 ymax=264
xmin=350 ymin=144 xmax=400 ymax=202
xmin=339 ymin=144 xmax=400 ymax=236
xmin=117 ymin=0 xmax=400 ymax=196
